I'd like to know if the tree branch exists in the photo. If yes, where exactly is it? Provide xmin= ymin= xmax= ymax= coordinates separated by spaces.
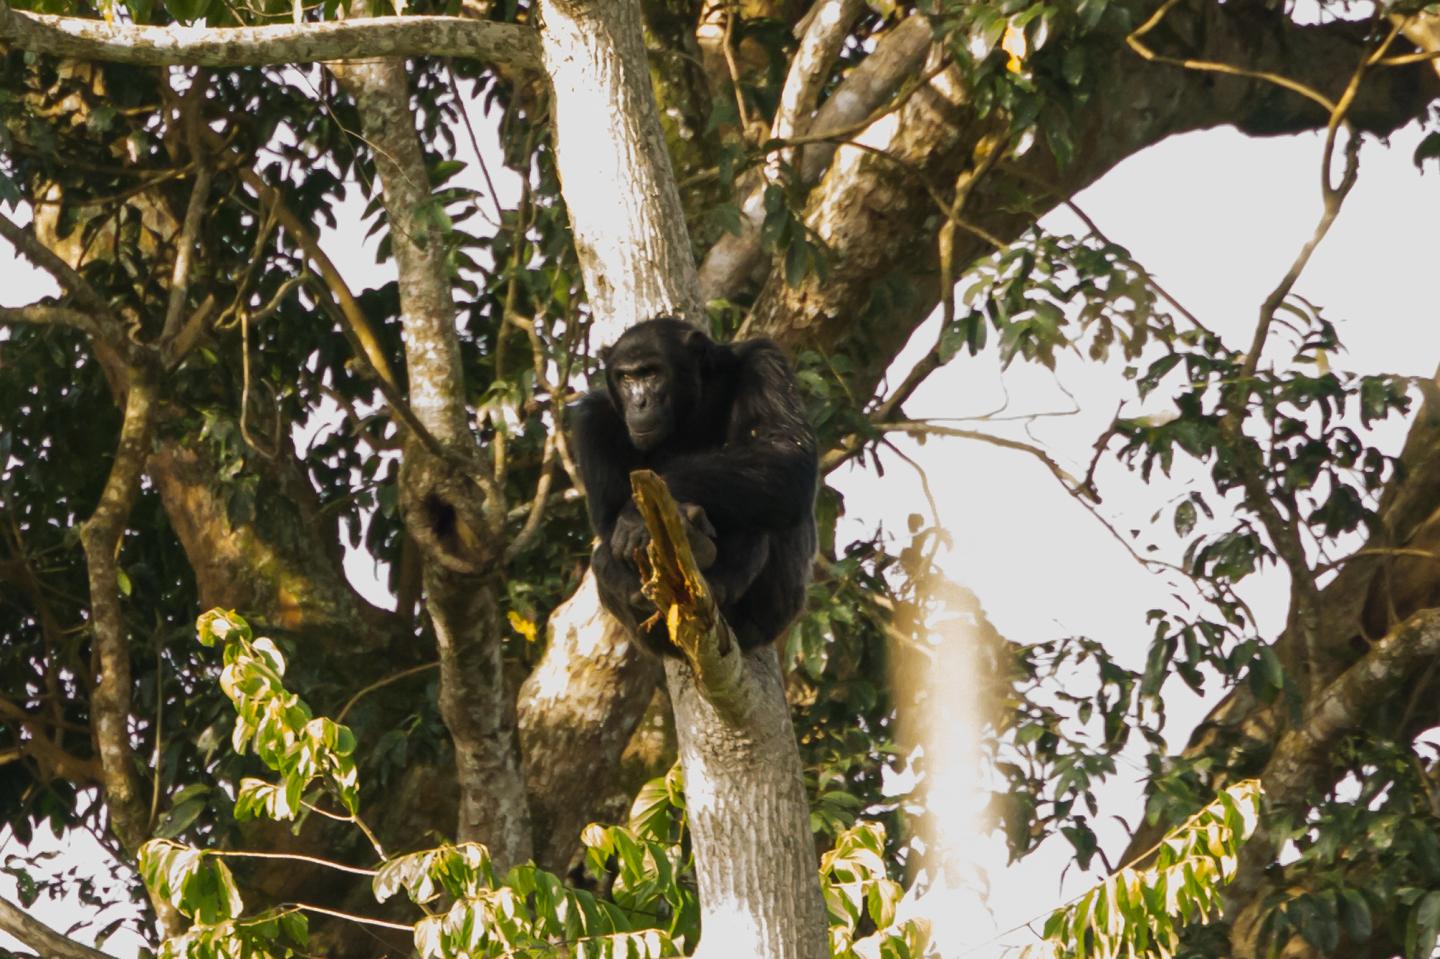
xmin=536 ymin=0 xmax=702 ymax=342
xmin=798 ymin=14 xmax=934 ymax=182
xmin=1225 ymin=607 xmax=1440 ymax=957
xmin=1266 ymin=609 xmax=1440 ymax=804
xmin=78 ymin=369 xmax=156 ymax=858
xmin=0 ymin=895 xmax=115 ymax=959
xmin=629 ymin=466 xmax=828 ymax=954
xmin=516 ymin=572 xmax=661 ymax=871
xmin=746 ymin=0 xmax=1438 ymax=401
xmin=630 ymin=469 xmax=750 ymax=724
xmin=159 ymin=77 xmax=214 ymax=349
xmin=1394 ymin=10 xmax=1440 ymax=80
xmin=697 ymin=12 xmax=933 ymax=302
xmin=330 ymin=48 xmax=528 ymax=866
xmin=0 ymin=212 xmax=115 ymax=326
xmin=770 ymin=0 xmax=864 ymax=170
xmin=236 ymin=167 xmax=502 ymax=513
xmin=0 ymin=302 xmax=103 ymax=336
xmin=1211 ymin=21 xmax=1392 ymax=694
xmin=0 ymin=698 xmax=102 ymax=783
xmin=0 ymin=9 xmax=540 ymax=70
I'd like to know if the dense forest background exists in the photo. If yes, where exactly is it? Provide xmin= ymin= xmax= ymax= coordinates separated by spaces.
xmin=2 ymin=0 xmax=1440 ymax=955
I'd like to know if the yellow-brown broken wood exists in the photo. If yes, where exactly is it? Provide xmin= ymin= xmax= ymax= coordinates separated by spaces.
xmin=629 ymin=469 xmax=732 ymax=667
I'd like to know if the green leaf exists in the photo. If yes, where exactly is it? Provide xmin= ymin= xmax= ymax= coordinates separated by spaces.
xmin=1340 ymin=889 xmax=1372 ymax=944
xmin=784 ymin=239 xmax=810 ymax=288
xmin=154 ymin=798 xmax=207 ymax=839
xmin=1414 ymin=131 xmax=1440 ymax=173
xmin=1062 ymin=46 xmax=1086 ymax=87
xmin=1254 ymin=644 xmax=1284 ymax=694
xmin=1028 ymin=781 xmax=1261 ymax=959
xmin=279 ymin=910 xmax=309 ymax=947
xmin=1173 ymin=500 xmax=1197 ymax=537
xmin=1409 ymin=890 xmax=1440 ymax=959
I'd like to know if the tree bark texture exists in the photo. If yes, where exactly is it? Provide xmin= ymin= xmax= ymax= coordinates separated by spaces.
xmin=517 ymin=573 xmax=662 ymax=871
xmin=667 ymin=652 xmax=829 ymax=959
xmin=79 ymin=368 xmax=156 ymax=857
xmin=535 ymin=0 xmax=703 ymax=341
xmin=0 ymin=9 xmax=539 ymax=69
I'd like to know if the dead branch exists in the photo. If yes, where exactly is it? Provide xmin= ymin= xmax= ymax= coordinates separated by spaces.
xmin=629 ymin=469 xmax=747 ymax=723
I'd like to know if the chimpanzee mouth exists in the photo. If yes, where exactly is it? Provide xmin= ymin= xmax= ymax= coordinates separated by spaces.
xmin=630 ymin=427 xmax=665 ymax=449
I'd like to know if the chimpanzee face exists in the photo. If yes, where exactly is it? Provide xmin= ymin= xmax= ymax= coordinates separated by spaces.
xmin=603 ymin=319 xmax=707 ymax=451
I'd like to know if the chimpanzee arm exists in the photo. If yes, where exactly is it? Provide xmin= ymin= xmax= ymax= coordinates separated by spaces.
xmin=570 ymin=391 xmax=639 ymax=539
xmin=659 ymin=340 xmax=818 ymax=531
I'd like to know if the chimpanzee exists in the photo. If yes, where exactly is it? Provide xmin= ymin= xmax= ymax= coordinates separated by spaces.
xmin=570 ymin=317 xmax=818 ymax=656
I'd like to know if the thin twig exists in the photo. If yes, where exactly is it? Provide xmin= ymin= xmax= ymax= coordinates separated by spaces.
xmin=1126 ymin=0 xmax=1336 ymax=112
xmin=335 ymin=662 xmax=439 ymax=723
xmin=882 ymin=420 xmax=1095 ymax=502
xmin=721 ymin=3 xmax=754 ymax=134
xmin=206 ymin=848 xmax=377 ymax=876
xmin=1214 ymin=23 xmax=1391 ymax=692
xmin=160 ymin=74 xmax=214 ymax=347
xmin=873 ymin=130 xmax=1007 ymax=424
xmin=504 ymin=432 xmax=559 ymax=562
xmin=291 ymin=902 xmax=414 ymax=932
xmin=147 ymin=628 xmax=165 ymax=833
xmin=239 ymin=167 xmax=502 ymax=508
xmin=445 ymin=63 xmax=504 ymax=225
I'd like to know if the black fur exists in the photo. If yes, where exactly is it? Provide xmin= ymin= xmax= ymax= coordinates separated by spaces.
xmin=571 ymin=317 xmax=818 ymax=656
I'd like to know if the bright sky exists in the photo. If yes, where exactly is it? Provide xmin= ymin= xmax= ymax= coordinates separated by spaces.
xmin=1 ymin=85 xmax=1436 ymax=957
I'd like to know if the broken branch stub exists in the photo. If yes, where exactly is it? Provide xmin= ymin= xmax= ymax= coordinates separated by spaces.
xmin=629 ymin=469 xmax=744 ymax=686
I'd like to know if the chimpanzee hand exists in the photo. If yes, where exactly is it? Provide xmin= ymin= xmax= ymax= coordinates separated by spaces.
xmin=611 ymin=502 xmax=717 ymax=570
xmin=610 ymin=506 xmax=650 ymax=566
xmin=680 ymin=503 xmax=717 ymax=571
xmin=630 ymin=504 xmax=719 ymax=606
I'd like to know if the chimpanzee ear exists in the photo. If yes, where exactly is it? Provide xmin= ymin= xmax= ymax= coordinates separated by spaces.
xmin=681 ymin=326 xmax=712 ymax=359
xmin=598 ymin=345 xmax=612 ymax=368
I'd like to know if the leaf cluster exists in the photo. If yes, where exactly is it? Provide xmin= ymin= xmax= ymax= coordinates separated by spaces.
xmin=1021 ymin=779 xmax=1262 ymax=959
